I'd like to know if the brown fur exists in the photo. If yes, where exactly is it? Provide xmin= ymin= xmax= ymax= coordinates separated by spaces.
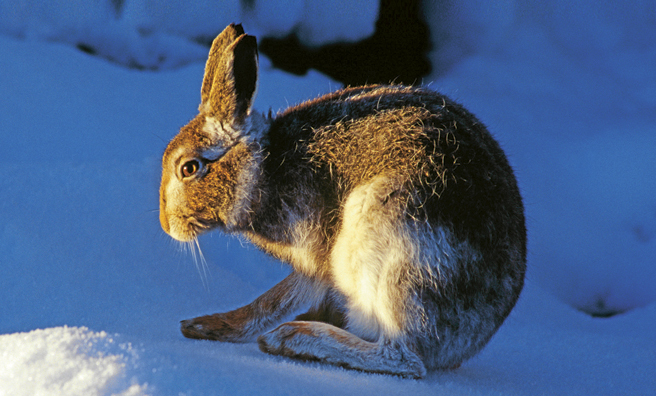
xmin=161 ymin=24 xmax=526 ymax=378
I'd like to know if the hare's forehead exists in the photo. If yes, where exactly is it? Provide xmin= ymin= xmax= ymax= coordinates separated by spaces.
xmin=165 ymin=117 xmax=237 ymax=156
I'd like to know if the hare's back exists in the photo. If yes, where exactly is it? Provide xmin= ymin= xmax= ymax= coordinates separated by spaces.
xmin=268 ymin=85 xmax=524 ymax=248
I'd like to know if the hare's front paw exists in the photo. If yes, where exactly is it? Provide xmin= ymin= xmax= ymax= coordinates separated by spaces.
xmin=180 ymin=312 xmax=249 ymax=342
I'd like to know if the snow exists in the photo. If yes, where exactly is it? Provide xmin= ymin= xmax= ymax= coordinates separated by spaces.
xmin=0 ymin=1 xmax=655 ymax=395
xmin=0 ymin=0 xmax=378 ymax=70
xmin=0 ymin=327 xmax=147 ymax=396
xmin=429 ymin=6 xmax=656 ymax=315
xmin=241 ymin=0 xmax=377 ymax=46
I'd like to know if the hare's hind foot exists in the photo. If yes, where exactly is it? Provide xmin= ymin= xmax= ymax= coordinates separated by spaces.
xmin=257 ymin=321 xmax=426 ymax=378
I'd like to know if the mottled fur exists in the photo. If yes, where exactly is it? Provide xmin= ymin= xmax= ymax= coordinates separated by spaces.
xmin=160 ymin=24 xmax=526 ymax=378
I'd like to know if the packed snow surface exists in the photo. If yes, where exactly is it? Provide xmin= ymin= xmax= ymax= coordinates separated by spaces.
xmin=1 ymin=1 xmax=655 ymax=395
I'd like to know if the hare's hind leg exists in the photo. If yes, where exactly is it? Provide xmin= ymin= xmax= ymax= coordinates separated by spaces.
xmin=258 ymin=322 xmax=425 ymax=378
xmin=258 ymin=176 xmax=427 ymax=378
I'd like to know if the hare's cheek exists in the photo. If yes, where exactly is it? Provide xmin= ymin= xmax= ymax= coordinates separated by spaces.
xmin=185 ymin=184 xmax=214 ymax=214
xmin=205 ymin=165 xmax=238 ymax=202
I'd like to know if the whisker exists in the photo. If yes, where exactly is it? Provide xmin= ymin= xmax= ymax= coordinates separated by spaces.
xmin=195 ymin=238 xmax=212 ymax=288
xmin=186 ymin=239 xmax=211 ymax=291
xmin=151 ymin=132 xmax=167 ymax=144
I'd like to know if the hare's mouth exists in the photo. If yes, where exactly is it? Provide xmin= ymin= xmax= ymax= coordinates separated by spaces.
xmin=166 ymin=215 xmax=215 ymax=242
xmin=188 ymin=215 xmax=227 ymax=237
xmin=187 ymin=217 xmax=215 ymax=236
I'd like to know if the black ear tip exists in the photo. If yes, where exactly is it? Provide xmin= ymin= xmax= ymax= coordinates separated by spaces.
xmin=232 ymin=23 xmax=245 ymax=36
xmin=222 ymin=23 xmax=245 ymax=38
xmin=233 ymin=34 xmax=258 ymax=57
xmin=242 ymin=35 xmax=258 ymax=52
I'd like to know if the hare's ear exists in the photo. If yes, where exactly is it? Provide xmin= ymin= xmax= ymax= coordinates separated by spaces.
xmin=202 ymin=28 xmax=258 ymax=126
xmin=200 ymin=23 xmax=245 ymax=107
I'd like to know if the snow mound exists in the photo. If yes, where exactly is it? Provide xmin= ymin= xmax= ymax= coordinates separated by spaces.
xmin=0 ymin=326 xmax=148 ymax=396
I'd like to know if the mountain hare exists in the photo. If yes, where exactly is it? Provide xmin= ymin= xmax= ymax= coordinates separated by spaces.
xmin=160 ymin=24 xmax=526 ymax=378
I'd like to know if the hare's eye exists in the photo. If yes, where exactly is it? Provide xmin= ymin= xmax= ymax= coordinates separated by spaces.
xmin=181 ymin=160 xmax=201 ymax=178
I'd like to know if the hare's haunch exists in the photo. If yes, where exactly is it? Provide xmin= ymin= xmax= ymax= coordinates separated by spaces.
xmin=160 ymin=24 xmax=526 ymax=378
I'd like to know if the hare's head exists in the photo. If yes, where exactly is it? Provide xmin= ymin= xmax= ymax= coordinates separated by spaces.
xmin=160 ymin=24 xmax=265 ymax=242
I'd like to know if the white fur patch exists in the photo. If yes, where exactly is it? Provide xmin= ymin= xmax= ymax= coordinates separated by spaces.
xmin=330 ymin=176 xmax=464 ymax=342
xmin=202 ymin=112 xmax=268 ymax=153
xmin=203 ymin=116 xmax=241 ymax=149
xmin=330 ymin=177 xmax=410 ymax=340
xmin=286 ymin=219 xmax=323 ymax=278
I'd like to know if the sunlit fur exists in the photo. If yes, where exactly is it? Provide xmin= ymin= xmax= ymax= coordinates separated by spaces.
xmin=160 ymin=24 xmax=526 ymax=379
